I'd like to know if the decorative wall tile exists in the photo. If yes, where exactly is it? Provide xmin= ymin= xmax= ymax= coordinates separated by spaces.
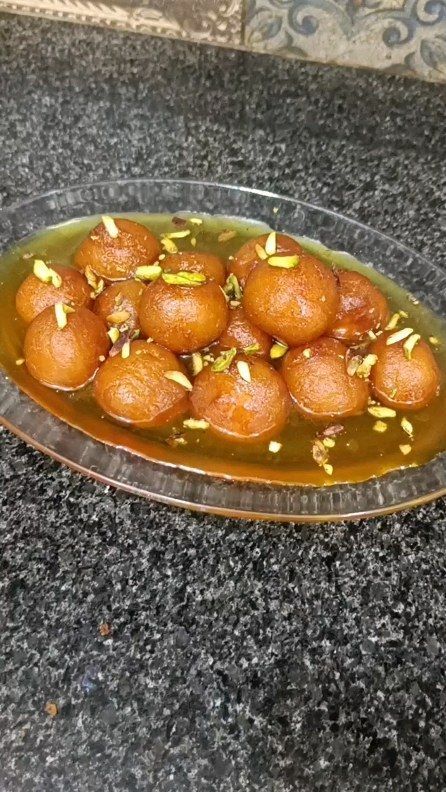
xmin=0 ymin=0 xmax=243 ymax=45
xmin=245 ymin=0 xmax=446 ymax=81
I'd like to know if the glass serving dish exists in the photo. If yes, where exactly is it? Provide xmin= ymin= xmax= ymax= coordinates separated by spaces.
xmin=1 ymin=178 xmax=446 ymax=522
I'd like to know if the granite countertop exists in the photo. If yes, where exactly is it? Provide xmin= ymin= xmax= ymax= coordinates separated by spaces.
xmin=1 ymin=14 xmax=446 ymax=791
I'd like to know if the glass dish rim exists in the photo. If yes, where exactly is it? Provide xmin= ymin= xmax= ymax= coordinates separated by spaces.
xmin=0 ymin=176 xmax=445 ymax=523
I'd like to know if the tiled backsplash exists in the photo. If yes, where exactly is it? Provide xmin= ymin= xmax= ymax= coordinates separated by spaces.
xmin=1 ymin=0 xmax=446 ymax=81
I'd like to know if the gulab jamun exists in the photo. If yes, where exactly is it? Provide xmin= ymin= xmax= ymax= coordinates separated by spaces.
xmin=73 ymin=217 xmax=161 ymax=281
xmin=229 ymin=232 xmax=303 ymax=288
xmin=243 ymin=253 xmax=339 ymax=347
xmin=16 ymin=265 xmax=92 ymax=325
xmin=162 ymin=252 xmax=226 ymax=286
xmin=190 ymin=354 xmax=291 ymax=442
xmin=139 ymin=277 xmax=228 ymax=354
xmin=24 ymin=306 xmax=109 ymax=390
xmin=371 ymin=331 xmax=440 ymax=410
xmin=216 ymin=306 xmax=271 ymax=358
xmin=95 ymin=280 xmax=145 ymax=332
xmin=330 ymin=270 xmax=390 ymax=342
xmin=282 ymin=337 xmax=370 ymax=420
xmin=93 ymin=340 xmax=189 ymax=428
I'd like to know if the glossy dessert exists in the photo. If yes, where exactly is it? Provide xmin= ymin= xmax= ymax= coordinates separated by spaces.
xmin=0 ymin=212 xmax=445 ymax=486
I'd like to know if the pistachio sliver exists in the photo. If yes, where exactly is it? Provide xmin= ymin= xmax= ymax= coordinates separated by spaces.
xmin=399 ymin=444 xmax=412 ymax=455
xmin=255 ymin=244 xmax=268 ymax=261
xmin=270 ymin=342 xmax=288 ymax=360
xmin=161 ymin=237 xmax=178 ymax=254
xmin=401 ymin=417 xmax=414 ymax=437
xmin=302 ymin=348 xmax=312 ymax=360
xmin=135 ymin=264 xmax=162 ymax=281
xmin=368 ymin=405 xmax=397 ymax=419
xmin=386 ymin=327 xmax=414 ymax=345
xmin=107 ymin=327 xmax=120 ymax=344
xmin=236 ymin=360 xmax=251 ymax=383
xmin=212 ymin=348 xmax=237 ymax=372
xmin=121 ymin=341 xmax=131 ymax=359
xmin=268 ymin=255 xmax=299 ymax=269
xmin=323 ymin=463 xmax=334 ymax=476
xmin=191 ymin=352 xmax=204 ymax=376
xmin=190 ymin=217 xmax=203 ymax=225
xmin=264 ymin=231 xmax=277 ymax=256
xmin=268 ymin=441 xmax=282 ymax=453
xmin=15 ymin=358 xmax=25 ymax=366
xmin=355 ymin=354 xmax=378 ymax=379
xmin=33 ymin=259 xmax=62 ymax=288
xmin=54 ymin=302 xmax=74 ymax=330
xmin=106 ymin=310 xmax=130 ymax=325
xmin=403 ymin=333 xmax=421 ymax=360
xmin=243 ymin=343 xmax=261 ymax=355
xmin=101 ymin=215 xmax=119 ymax=238
xmin=224 ymin=273 xmax=242 ymax=300
xmin=373 ymin=420 xmax=388 ymax=433
xmin=385 ymin=313 xmax=400 ymax=331
xmin=164 ymin=371 xmax=193 ymax=391
xmin=165 ymin=230 xmax=191 ymax=239
xmin=183 ymin=418 xmax=209 ymax=430
xmin=162 ymin=271 xmax=206 ymax=287
xmin=218 ymin=229 xmax=236 ymax=243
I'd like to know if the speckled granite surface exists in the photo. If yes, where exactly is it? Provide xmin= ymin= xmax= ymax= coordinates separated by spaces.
xmin=1 ymin=15 xmax=446 ymax=791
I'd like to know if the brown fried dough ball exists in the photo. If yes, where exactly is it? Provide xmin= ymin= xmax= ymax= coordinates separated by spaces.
xmin=371 ymin=332 xmax=440 ymax=410
xmin=16 ymin=265 xmax=91 ymax=325
xmin=73 ymin=217 xmax=161 ymax=281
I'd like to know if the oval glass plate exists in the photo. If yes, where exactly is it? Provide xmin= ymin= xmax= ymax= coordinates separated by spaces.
xmin=1 ymin=178 xmax=446 ymax=522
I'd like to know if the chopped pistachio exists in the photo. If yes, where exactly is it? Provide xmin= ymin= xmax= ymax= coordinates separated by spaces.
xmin=268 ymin=441 xmax=282 ymax=453
xmin=98 ymin=355 xmax=106 ymax=362
xmin=191 ymin=238 xmax=197 ymax=247
xmin=229 ymin=300 xmax=241 ymax=308
xmin=270 ymin=342 xmax=288 ymax=360
xmin=367 ymin=330 xmax=378 ymax=341
xmin=368 ymin=405 xmax=397 ymax=418
xmin=101 ymin=215 xmax=119 ymax=238
xmin=167 ymin=434 xmax=187 ymax=447
xmin=321 ymin=424 xmax=345 ymax=438
xmin=386 ymin=327 xmax=414 ymax=345
xmin=373 ymin=420 xmax=388 ymax=433
xmin=356 ymin=354 xmax=378 ymax=379
xmin=264 ymin=231 xmax=277 ymax=256
xmin=15 ymin=358 xmax=25 ymax=366
xmin=190 ymin=217 xmax=203 ymax=225
xmin=243 ymin=343 xmax=261 ymax=355
xmin=273 ymin=206 xmax=279 ymax=214
xmin=429 ymin=336 xmax=440 ymax=346
xmin=164 ymin=371 xmax=193 ymax=391
xmin=203 ymin=354 xmax=215 ymax=363
xmin=385 ymin=313 xmax=400 ymax=331
xmin=161 ymin=237 xmax=178 ymax=254
xmin=183 ymin=418 xmax=209 ymax=430
xmin=401 ymin=417 xmax=414 ymax=437
xmin=347 ymin=356 xmax=361 ymax=377
xmin=255 ymin=244 xmax=268 ymax=261
xmin=268 ymin=254 xmax=299 ymax=269
xmin=107 ymin=327 xmax=120 ymax=344
xmin=403 ymin=333 xmax=421 ymax=360
xmin=312 ymin=439 xmax=328 ymax=466
xmin=236 ymin=360 xmax=251 ymax=383
xmin=135 ymin=264 xmax=162 ymax=281
xmin=191 ymin=352 xmax=204 ymax=376
xmin=323 ymin=463 xmax=334 ymax=476
xmin=159 ymin=253 xmax=166 ymax=261
xmin=399 ymin=444 xmax=412 ymax=456
xmin=322 ymin=437 xmax=336 ymax=448
xmin=302 ymin=348 xmax=312 ymax=359
xmin=224 ymin=273 xmax=242 ymax=300
xmin=106 ymin=310 xmax=130 ymax=326
xmin=218 ymin=229 xmax=236 ymax=243
xmin=146 ymin=337 xmax=154 ymax=343
xmin=54 ymin=302 xmax=74 ymax=329
xmin=165 ymin=230 xmax=191 ymax=239
xmin=390 ymin=387 xmax=398 ymax=398
xmin=121 ymin=341 xmax=131 ymax=359
xmin=33 ymin=259 xmax=62 ymax=288
xmin=162 ymin=271 xmax=206 ymax=287
xmin=85 ymin=265 xmax=104 ymax=296
xmin=399 ymin=310 xmax=409 ymax=319
xmin=212 ymin=348 xmax=237 ymax=372
xmin=407 ymin=294 xmax=420 ymax=305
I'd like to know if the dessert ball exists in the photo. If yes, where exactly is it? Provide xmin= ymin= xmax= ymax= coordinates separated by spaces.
xmin=243 ymin=253 xmax=339 ymax=347
xmin=330 ymin=270 xmax=390 ymax=342
xmin=190 ymin=354 xmax=290 ymax=442
xmin=139 ymin=278 xmax=228 ymax=354
xmin=94 ymin=341 xmax=189 ymax=428
xmin=16 ymin=265 xmax=91 ymax=325
xmin=162 ymin=252 xmax=226 ymax=286
xmin=73 ymin=217 xmax=161 ymax=281
xmin=371 ymin=331 xmax=440 ymax=410
xmin=95 ymin=279 xmax=145 ymax=333
xmin=24 ymin=306 xmax=109 ymax=390
xmin=282 ymin=337 xmax=370 ymax=420
xmin=229 ymin=232 xmax=303 ymax=288
xmin=216 ymin=306 xmax=271 ymax=358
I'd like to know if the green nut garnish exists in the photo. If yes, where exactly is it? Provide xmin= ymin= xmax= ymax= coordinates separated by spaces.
xmin=162 ymin=271 xmax=206 ymax=286
xmin=211 ymin=347 xmax=237 ymax=372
